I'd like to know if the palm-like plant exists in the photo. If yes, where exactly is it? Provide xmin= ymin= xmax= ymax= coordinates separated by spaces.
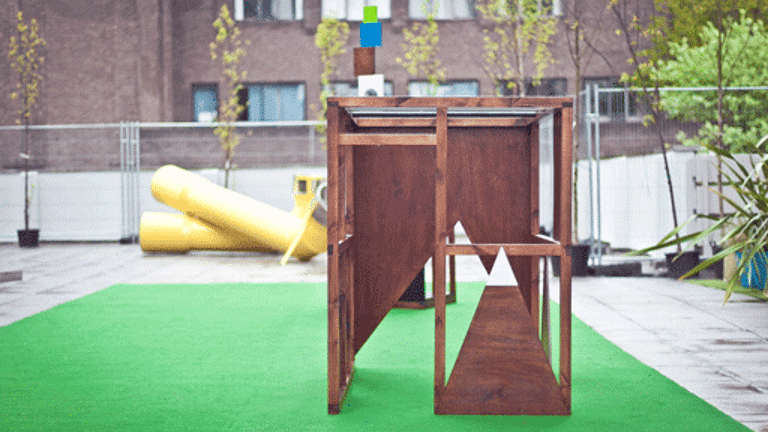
xmin=632 ymin=134 xmax=768 ymax=302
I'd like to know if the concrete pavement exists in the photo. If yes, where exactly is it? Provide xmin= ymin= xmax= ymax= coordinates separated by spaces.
xmin=0 ymin=241 xmax=766 ymax=431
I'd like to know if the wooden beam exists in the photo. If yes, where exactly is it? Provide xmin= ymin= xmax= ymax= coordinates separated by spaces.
xmin=329 ymin=96 xmax=574 ymax=109
xmin=339 ymin=133 xmax=436 ymax=146
xmin=446 ymin=243 xmax=562 ymax=257
xmin=351 ymin=117 xmax=539 ymax=128
xmin=434 ymin=107 xmax=448 ymax=413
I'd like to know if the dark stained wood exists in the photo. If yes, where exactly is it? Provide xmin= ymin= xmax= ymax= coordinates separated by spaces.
xmin=446 ymin=127 xmax=535 ymax=311
xmin=339 ymin=133 xmax=436 ymax=146
xmin=438 ymin=285 xmax=569 ymax=415
xmin=528 ymin=120 xmax=540 ymax=328
xmin=329 ymin=96 xmax=573 ymax=109
xmin=327 ymin=101 xmax=342 ymax=414
xmin=434 ymin=107 xmax=448 ymax=412
xmin=446 ymin=243 xmax=562 ymax=256
xmin=327 ymin=97 xmax=573 ymax=416
xmin=352 ymin=117 xmax=539 ymax=128
xmin=343 ymin=145 xmax=354 ymax=236
xmin=353 ymin=47 xmax=375 ymax=76
xmin=352 ymin=144 xmax=436 ymax=352
xmin=558 ymin=105 xmax=574 ymax=409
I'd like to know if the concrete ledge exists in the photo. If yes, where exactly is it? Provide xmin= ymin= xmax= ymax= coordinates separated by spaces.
xmin=0 ymin=270 xmax=22 ymax=283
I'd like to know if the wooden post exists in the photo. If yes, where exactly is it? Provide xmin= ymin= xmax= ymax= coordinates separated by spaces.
xmin=434 ymin=107 xmax=448 ymax=413
xmin=327 ymin=100 xmax=341 ymax=415
xmin=558 ymin=103 xmax=574 ymax=411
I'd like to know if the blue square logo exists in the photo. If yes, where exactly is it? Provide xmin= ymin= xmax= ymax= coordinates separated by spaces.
xmin=360 ymin=22 xmax=382 ymax=47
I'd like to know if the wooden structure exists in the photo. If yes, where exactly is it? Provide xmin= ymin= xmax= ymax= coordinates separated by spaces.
xmin=327 ymin=97 xmax=573 ymax=415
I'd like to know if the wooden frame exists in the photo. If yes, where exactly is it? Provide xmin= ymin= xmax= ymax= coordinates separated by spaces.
xmin=327 ymin=96 xmax=573 ymax=416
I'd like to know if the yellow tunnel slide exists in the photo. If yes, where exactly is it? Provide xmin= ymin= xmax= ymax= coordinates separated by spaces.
xmin=140 ymin=165 xmax=326 ymax=262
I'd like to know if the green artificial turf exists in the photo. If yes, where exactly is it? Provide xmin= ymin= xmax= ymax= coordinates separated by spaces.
xmin=689 ymin=279 xmax=768 ymax=301
xmin=1 ymin=282 xmax=750 ymax=431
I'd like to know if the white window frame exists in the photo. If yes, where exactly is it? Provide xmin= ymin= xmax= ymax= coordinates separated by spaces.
xmin=322 ymin=0 xmax=391 ymax=21
xmin=408 ymin=0 xmax=475 ymax=20
xmin=234 ymin=0 xmax=304 ymax=21
xmin=407 ymin=80 xmax=479 ymax=96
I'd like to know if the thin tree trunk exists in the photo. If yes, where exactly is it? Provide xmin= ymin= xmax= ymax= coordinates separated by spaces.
xmin=23 ymin=117 xmax=29 ymax=231
xmin=572 ymin=24 xmax=581 ymax=242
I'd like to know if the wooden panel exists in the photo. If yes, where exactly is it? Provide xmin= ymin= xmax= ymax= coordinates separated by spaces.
xmin=352 ymin=144 xmax=436 ymax=352
xmin=339 ymin=133 xmax=436 ymax=146
xmin=438 ymin=285 xmax=569 ymax=415
xmin=446 ymin=127 xmax=535 ymax=310
xmin=352 ymin=117 xmax=539 ymax=128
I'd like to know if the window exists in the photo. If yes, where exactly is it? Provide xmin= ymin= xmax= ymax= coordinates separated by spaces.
xmin=234 ymin=0 xmax=303 ymax=21
xmin=327 ymin=81 xmax=394 ymax=96
xmin=245 ymin=83 xmax=305 ymax=121
xmin=193 ymin=84 xmax=218 ymax=122
xmin=322 ymin=0 xmax=391 ymax=20
xmin=496 ymin=78 xmax=566 ymax=97
xmin=408 ymin=0 xmax=475 ymax=19
xmin=407 ymin=80 xmax=479 ymax=96
xmin=525 ymin=78 xmax=567 ymax=96
xmin=539 ymin=0 xmax=562 ymax=17
xmin=583 ymin=78 xmax=642 ymax=122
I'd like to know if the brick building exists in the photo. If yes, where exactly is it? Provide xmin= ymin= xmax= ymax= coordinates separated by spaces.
xmin=0 ymin=0 xmax=658 ymax=171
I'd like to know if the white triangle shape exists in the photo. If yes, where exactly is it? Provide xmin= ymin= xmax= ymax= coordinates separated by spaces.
xmin=487 ymin=247 xmax=518 ymax=287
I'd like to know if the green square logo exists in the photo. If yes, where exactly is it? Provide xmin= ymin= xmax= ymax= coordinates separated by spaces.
xmin=363 ymin=6 xmax=377 ymax=23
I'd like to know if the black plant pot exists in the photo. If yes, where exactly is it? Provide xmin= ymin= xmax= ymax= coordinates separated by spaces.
xmin=553 ymin=244 xmax=591 ymax=277
xmin=17 ymin=229 xmax=39 ymax=248
xmin=666 ymin=251 xmax=700 ymax=279
xmin=710 ymin=245 xmax=724 ymax=279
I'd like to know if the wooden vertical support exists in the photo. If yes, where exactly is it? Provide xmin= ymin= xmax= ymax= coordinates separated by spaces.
xmin=448 ymin=225 xmax=456 ymax=300
xmin=541 ymin=257 xmax=551 ymax=362
xmin=344 ymin=146 xmax=354 ymax=236
xmin=343 ymin=144 xmax=355 ymax=378
xmin=434 ymin=107 xmax=448 ymax=413
xmin=529 ymin=120 xmax=540 ymax=329
xmin=558 ymin=103 xmax=574 ymax=411
xmin=327 ymin=101 xmax=341 ymax=415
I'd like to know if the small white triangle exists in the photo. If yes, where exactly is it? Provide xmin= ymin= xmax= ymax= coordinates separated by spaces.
xmin=487 ymin=247 xmax=518 ymax=287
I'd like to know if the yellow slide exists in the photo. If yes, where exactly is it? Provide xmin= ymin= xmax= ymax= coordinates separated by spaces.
xmin=139 ymin=165 xmax=326 ymax=262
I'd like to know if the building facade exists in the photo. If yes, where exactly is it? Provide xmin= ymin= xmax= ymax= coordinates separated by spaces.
xmin=0 ymin=0 xmax=658 ymax=170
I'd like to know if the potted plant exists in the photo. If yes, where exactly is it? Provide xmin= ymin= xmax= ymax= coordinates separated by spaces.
xmin=8 ymin=11 xmax=45 ymax=248
xmin=631 ymin=133 xmax=768 ymax=301
xmin=17 ymin=181 xmax=38 ymax=247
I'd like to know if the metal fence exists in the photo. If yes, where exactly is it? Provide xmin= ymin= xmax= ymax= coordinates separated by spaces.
xmin=579 ymin=85 xmax=768 ymax=264
xmin=0 ymin=120 xmax=325 ymax=173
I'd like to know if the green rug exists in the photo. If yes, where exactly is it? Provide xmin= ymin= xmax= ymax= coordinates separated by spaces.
xmin=0 ymin=282 xmax=749 ymax=431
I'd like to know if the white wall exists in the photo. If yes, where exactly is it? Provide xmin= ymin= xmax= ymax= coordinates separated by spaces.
xmin=575 ymin=151 xmax=698 ymax=257
xmin=0 ymin=167 xmax=327 ymax=243
xmin=3 ymin=152 xmax=740 ymax=253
